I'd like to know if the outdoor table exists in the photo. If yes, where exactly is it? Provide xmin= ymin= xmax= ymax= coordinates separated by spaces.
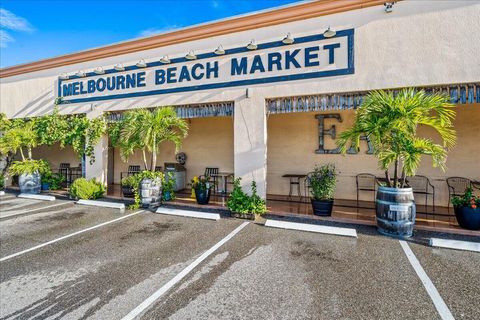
xmin=211 ymin=172 xmax=233 ymax=194
xmin=282 ymin=174 xmax=306 ymax=201
xmin=472 ymin=180 xmax=480 ymax=190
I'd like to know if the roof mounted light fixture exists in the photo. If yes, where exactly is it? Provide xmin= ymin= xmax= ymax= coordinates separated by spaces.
xmin=185 ymin=50 xmax=197 ymax=60
xmin=282 ymin=33 xmax=294 ymax=44
xmin=94 ymin=67 xmax=105 ymax=75
xmin=114 ymin=64 xmax=125 ymax=71
xmin=160 ymin=55 xmax=171 ymax=64
xmin=75 ymin=70 xmax=86 ymax=77
xmin=59 ymin=73 xmax=69 ymax=80
xmin=246 ymin=39 xmax=257 ymax=50
xmin=323 ymin=26 xmax=336 ymax=38
xmin=136 ymin=59 xmax=147 ymax=68
xmin=214 ymin=45 xmax=225 ymax=55
xmin=384 ymin=2 xmax=395 ymax=13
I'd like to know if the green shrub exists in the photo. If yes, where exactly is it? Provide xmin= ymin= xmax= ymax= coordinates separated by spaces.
xmin=227 ymin=178 xmax=267 ymax=215
xmin=70 ymin=178 xmax=105 ymax=200
xmin=309 ymin=164 xmax=336 ymax=200
xmin=41 ymin=171 xmax=65 ymax=190
xmin=0 ymin=174 xmax=4 ymax=189
xmin=9 ymin=159 xmax=50 ymax=176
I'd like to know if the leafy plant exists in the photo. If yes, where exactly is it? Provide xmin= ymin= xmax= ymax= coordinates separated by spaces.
xmin=41 ymin=171 xmax=65 ymax=190
xmin=309 ymin=164 xmax=337 ymax=200
xmin=110 ymin=107 xmax=188 ymax=171
xmin=121 ymin=170 xmax=164 ymax=209
xmin=9 ymin=159 xmax=50 ymax=176
xmin=452 ymin=187 xmax=480 ymax=209
xmin=337 ymin=89 xmax=456 ymax=188
xmin=162 ymin=172 xmax=176 ymax=201
xmin=0 ymin=174 xmax=4 ymax=189
xmin=69 ymin=178 xmax=105 ymax=200
xmin=227 ymin=178 xmax=267 ymax=215
xmin=191 ymin=175 xmax=212 ymax=191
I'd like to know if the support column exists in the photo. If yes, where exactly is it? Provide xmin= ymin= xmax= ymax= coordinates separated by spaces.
xmin=85 ymin=108 xmax=108 ymax=185
xmin=233 ymin=93 xmax=267 ymax=198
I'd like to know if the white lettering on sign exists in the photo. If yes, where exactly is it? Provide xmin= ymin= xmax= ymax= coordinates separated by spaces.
xmin=390 ymin=205 xmax=409 ymax=212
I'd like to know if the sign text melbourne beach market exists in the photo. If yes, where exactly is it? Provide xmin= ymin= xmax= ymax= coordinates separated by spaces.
xmin=58 ymin=29 xmax=354 ymax=104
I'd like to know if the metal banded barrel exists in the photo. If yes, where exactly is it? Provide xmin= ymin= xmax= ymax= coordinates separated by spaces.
xmin=140 ymin=178 xmax=162 ymax=208
xmin=19 ymin=172 xmax=41 ymax=194
xmin=375 ymin=186 xmax=416 ymax=238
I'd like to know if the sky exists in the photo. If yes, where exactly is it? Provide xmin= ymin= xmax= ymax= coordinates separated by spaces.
xmin=0 ymin=0 xmax=302 ymax=68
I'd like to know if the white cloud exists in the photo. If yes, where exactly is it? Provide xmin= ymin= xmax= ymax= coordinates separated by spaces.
xmin=0 ymin=29 xmax=13 ymax=48
xmin=138 ymin=25 xmax=181 ymax=38
xmin=0 ymin=8 xmax=34 ymax=32
xmin=0 ymin=8 xmax=34 ymax=48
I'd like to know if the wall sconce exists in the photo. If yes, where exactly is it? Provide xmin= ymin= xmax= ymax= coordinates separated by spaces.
xmin=282 ymin=33 xmax=294 ymax=44
xmin=160 ymin=56 xmax=171 ymax=64
xmin=59 ymin=73 xmax=69 ymax=80
xmin=114 ymin=64 xmax=125 ymax=71
xmin=186 ymin=51 xmax=197 ymax=60
xmin=323 ymin=26 xmax=336 ymax=38
xmin=94 ymin=67 xmax=105 ymax=75
xmin=75 ymin=70 xmax=86 ymax=77
xmin=136 ymin=59 xmax=147 ymax=68
xmin=246 ymin=39 xmax=257 ymax=50
xmin=214 ymin=45 xmax=225 ymax=55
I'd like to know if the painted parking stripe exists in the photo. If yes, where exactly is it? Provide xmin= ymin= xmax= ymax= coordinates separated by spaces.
xmin=0 ymin=202 xmax=72 ymax=220
xmin=430 ymin=238 xmax=480 ymax=253
xmin=0 ymin=200 xmax=39 ymax=212
xmin=0 ymin=210 xmax=145 ymax=262
xmin=156 ymin=207 xmax=220 ymax=220
xmin=399 ymin=240 xmax=454 ymax=320
xmin=121 ymin=221 xmax=250 ymax=320
xmin=265 ymin=219 xmax=357 ymax=238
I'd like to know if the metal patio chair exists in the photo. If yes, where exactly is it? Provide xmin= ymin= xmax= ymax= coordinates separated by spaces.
xmin=303 ymin=172 xmax=314 ymax=203
xmin=446 ymin=177 xmax=472 ymax=212
xmin=154 ymin=166 xmax=163 ymax=172
xmin=201 ymin=167 xmax=219 ymax=193
xmin=120 ymin=165 xmax=141 ymax=182
xmin=406 ymin=175 xmax=436 ymax=212
xmin=356 ymin=173 xmax=377 ymax=207
xmin=59 ymin=163 xmax=71 ymax=187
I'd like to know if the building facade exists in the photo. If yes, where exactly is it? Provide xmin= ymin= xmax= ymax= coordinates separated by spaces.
xmin=1 ymin=0 xmax=479 ymax=207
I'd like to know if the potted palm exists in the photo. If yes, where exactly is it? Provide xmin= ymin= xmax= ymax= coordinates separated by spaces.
xmin=110 ymin=107 xmax=188 ymax=207
xmin=309 ymin=164 xmax=337 ymax=216
xmin=337 ymin=89 xmax=456 ymax=238
xmin=451 ymin=187 xmax=480 ymax=230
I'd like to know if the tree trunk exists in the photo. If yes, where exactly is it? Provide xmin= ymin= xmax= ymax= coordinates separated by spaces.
xmin=150 ymin=136 xmax=157 ymax=172
xmin=385 ymin=170 xmax=392 ymax=188
xmin=19 ymin=148 xmax=25 ymax=161
xmin=27 ymin=147 xmax=32 ymax=160
xmin=393 ymin=158 xmax=398 ymax=188
xmin=142 ymin=149 xmax=148 ymax=171
xmin=400 ymin=170 xmax=407 ymax=188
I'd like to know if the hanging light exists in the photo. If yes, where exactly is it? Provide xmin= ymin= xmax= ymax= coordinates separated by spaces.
xmin=214 ymin=45 xmax=225 ymax=55
xmin=246 ymin=39 xmax=257 ymax=50
xmin=185 ymin=50 xmax=197 ymax=60
xmin=114 ymin=64 xmax=125 ymax=71
xmin=75 ymin=70 xmax=86 ymax=77
xmin=282 ymin=33 xmax=294 ymax=44
xmin=136 ymin=59 xmax=147 ymax=68
xmin=59 ymin=73 xmax=69 ymax=80
xmin=323 ymin=26 xmax=336 ymax=38
xmin=160 ymin=55 xmax=170 ymax=64
xmin=93 ymin=67 xmax=105 ymax=75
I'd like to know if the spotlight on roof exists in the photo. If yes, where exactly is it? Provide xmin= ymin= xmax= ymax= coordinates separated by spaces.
xmin=214 ymin=45 xmax=225 ymax=55
xmin=384 ymin=2 xmax=395 ymax=13
xmin=94 ymin=67 xmax=105 ymax=75
xmin=160 ymin=56 xmax=171 ymax=64
xmin=59 ymin=73 xmax=69 ymax=80
xmin=246 ymin=39 xmax=257 ymax=50
xmin=185 ymin=51 xmax=197 ymax=60
xmin=282 ymin=33 xmax=294 ymax=44
xmin=75 ymin=70 xmax=86 ymax=77
xmin=136 ymin=59 xmax=147 ymax=68
xmin=114 ymin=64 xmax=125 ymax=71
xmin=323 ymin=26 xmax=336 ymax=38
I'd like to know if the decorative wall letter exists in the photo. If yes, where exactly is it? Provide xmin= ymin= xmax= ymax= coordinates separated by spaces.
xmin=315 ymin=113 xmax=342 ymax=154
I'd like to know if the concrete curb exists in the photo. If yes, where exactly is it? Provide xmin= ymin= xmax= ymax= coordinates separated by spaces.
xmin=0 ymin=191 xmax=5 ymax=196
xmin=76 ymin=199 xmax=125 ymax=211
xmin=265 ymin=219 xmax=357 ymax=238
xmin=18 ymin=193 xmax=56 ymax=201
xmin=429 ymin=238 xmax=480 ymax=253
xmin=156 ymin=207 xmax=220 ymax=220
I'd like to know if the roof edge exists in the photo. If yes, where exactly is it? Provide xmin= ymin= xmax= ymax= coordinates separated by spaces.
xmin=0 ymin=0 xmax=386 ymax=78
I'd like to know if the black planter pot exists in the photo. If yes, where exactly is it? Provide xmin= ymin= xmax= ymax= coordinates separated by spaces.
xmin=195 ymin=187 xmax=211 ymax=205
xmin=311 ymin=199 xmax=334 ymax=216
xmin=122 ymin=186 xmax=135 ymax=198
xmin=454 ymin=206 xmax=480 ymax=230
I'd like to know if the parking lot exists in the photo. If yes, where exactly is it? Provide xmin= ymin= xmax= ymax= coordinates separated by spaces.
xmin=0 ymin=195 xmax=479 ymax=320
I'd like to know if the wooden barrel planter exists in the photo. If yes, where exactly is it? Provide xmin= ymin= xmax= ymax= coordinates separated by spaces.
xmin=140 ymin=178 xmax=162 ymax=208
xmin=19 ymin=172 xmax=41 ymax=194
xmin=375 ymin=186 xmax=416 ymax=238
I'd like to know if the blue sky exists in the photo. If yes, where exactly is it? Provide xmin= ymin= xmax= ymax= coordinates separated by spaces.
xmin=0 ymin=0 xmax=301 ymax=68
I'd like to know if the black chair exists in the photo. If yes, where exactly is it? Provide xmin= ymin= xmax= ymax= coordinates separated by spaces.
xmin=446 ymin=177 xmax=472 ymax=212
xmin=120 ymin=165 xmax=141 ymax=182
xmin=154 ymin=166 xmax=163 ymax=172
xmin=406 ymin=175 xmax=435 ymax=212
xmin=59 ymin=163 xmax=71 ymax=186
xmin=356 ymin=173 xmax=377 ymax=207
xmin=201 ymin=167 xmax=219 ymax=193
xmin=304 ymin=172 xmax=314 ymax=203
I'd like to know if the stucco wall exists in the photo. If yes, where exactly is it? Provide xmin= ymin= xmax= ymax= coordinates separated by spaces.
xmin=32 ymin=144 xmax=80 ymax=169
xmin=267 ymin=104 xmax=480 ymax=206
xmin=111 ymin=116 xmax=233 ymax=184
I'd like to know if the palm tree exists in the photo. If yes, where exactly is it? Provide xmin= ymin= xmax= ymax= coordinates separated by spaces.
xmin=337 ymin=89 xmax=456 ymax=188
xmin=115 ymin=107 xmax=188 ymax=171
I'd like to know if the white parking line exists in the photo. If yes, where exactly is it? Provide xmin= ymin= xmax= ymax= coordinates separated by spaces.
xmin=0 ymin=210 xmax=145 ymax=262
xmin=0 ymin=202 xmax=71 ymax=219
xmin=399 ymin=240 xmax=454 ymax=320
xmin=0 ymin=200 xmax=38 ymax=212
xmin=265 ymin=219 xmax=357 ymax=238
xmin=430 ymin=238 xmax=480 ymax=253
xmin=121 ymin=221 xmax=250 ymax=320
xmin=156 ymin=207 xmax=220 ymax=220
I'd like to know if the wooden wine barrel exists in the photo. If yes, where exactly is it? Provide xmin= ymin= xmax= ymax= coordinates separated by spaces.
xmin=140 ymin=178 xmax=162 ymax=208
xmin=375 ymin=186 xmax=416 ymax=238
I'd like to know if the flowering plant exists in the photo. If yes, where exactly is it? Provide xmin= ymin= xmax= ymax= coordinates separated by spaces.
xmin=191 ymin=176 xmax=211 ymax=191
xmin=451 ymin=187 xmax=480 ymax=209
xmin=309 ymin=164 xmax=337 ymax=200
